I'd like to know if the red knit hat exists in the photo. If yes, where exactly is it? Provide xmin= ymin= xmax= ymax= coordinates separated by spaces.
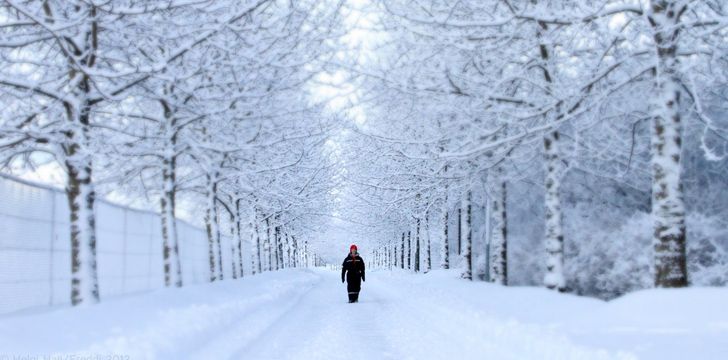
xmin=350 ymin=244 xmax=358 ymax=251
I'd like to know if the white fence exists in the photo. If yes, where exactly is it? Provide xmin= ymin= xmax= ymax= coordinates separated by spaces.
xmin=0 ymin=173 xmax=237 ymax=315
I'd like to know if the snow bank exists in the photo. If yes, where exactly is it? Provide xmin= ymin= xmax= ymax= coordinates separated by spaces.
xmin=569 ymin=287 xmax=728 ymax=360
xmin=382 ymin=269 xmax=728 ymax=360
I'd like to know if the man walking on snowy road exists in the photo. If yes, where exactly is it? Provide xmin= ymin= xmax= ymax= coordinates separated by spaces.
xmin=342 ymin=244 xmax=365 ymax=303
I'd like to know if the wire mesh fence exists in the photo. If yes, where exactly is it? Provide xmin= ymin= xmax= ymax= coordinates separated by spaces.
xmin=0 ymin=173 xmax=234 ymax=315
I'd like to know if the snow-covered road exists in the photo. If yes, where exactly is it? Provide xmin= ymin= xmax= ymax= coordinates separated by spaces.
xmin=1 ymin=268 xmax=725 ymax=360
xmin=176 ymin=269 xmax=626 ymax=360
xmin=222 ymin=270 xmax=397 ymax=360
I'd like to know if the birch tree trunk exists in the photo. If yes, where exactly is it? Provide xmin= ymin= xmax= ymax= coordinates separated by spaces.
xmin=543 ymin=130 xmax=565 ymax=291
xmin=457 ymin=208 xmax=462 ymax=255
xmin=66 ymin=11 xmax=100 ymax=305
xmin=205 ymin=213 xmax=215 ymax=280
xmin=229 ymin=213 xmax=239 ymax=280
xmin=160 ymin=147 xmax=182 ymax=287
xmin=252 ymin=210 xmax=262 ymax=275
xmin=536 ymin=17 xmax=566 ymax=292
xmin=204 ymin=173 xmax=224 ymax=281
xmin=274 ymin=220 xmax=281 ymax=270
xmin=415 ymin=218 xmax=421 ymax=272
xmin=400 ymin=232 xmax=405 ymax=269
xmin=266 ymin=217 xmax=273 ymax=272
xmin=288 ymin=234 xmax=292 ymax=268
xmin=225 ymin=199 xmax=239 ymax=280
xmin=303 ymin=240 xmax=308 ymax=268
xmin=235 ymin=199 xmax=244 ymax=277
xmin=214 ymin=200 xmax=223 ymax=280
xmin=291 ymin=235 xmax=298 ymax=268
xmin=66 ymin=143 xmax=100 ymax=305
xmin=490 ymin=179 xmax=508 ymax=285
xmin=647 ymin=0 xmax=688 ymax=288
xmin=461 ymin=190 xmax=473 ymax=280
xmin=394 ymin=241 xmax=398 ymax=268
xmin=277 ymin=229 xmax=284 ymax=269
xmin=407 ymin=230 xmax=412 ymax=270
xmin=425 ymin=213 xmax=432 ymax=272
xmin=441 ymin=196 xmax=450 ymax=269
xmin=389 ymin=243 xmax=393 ymax=270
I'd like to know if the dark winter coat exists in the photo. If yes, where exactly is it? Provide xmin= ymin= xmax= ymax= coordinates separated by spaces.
xmin=341 ymin=254 xmax=366 ymax=288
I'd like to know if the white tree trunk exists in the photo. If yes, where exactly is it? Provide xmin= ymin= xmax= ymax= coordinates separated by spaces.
xmin=534 ymin=14 xmax=566 ymax=292
xmin=490 ymin=179 xmax=508 ymax=285
xmin=66 ymin=164 xmax=100 ymax=305
xmin=65 ymin=6 xmax=100 ymax=307
xmin=303 ymin=240 xmax=308 ymax=268
xmin=441 ymin=197 xmax=450 ymax=269
xmin=265 ymin=217 xmax=273 ymax=271
xmin=274 ymin=218 xmax=282 ymax=270
xmin=160 ymin=155 xmax=182 ymax=287
xmin=415 ymin=218 xmax=421 ymax=272
xmin=286 ymin=232 xmax=292 ymax=267
xmin=252 ymin=210 xmax=262 ymax=275
xmin=425 ymin=213 xmax=432 ymax=272
xmin=205 ymin=177 xmax=221 ymax=282
xmin=460 ymin=190 xmax=472 ymax=280
xmin=457 ymin=208 xmax=462 ymax=255
xmin=229 ymin=208 xmax=239 ymax=280
xmin=407 ymin=230 xmax=412 ymax=270
xmin=282 ymin=230 xmax=287 ymax=268
xmin=235 ymin=199 xmax=244 ymax=277
xmin=543 ymin=130 xmax=566 ymax=291
xmin=214 ymin=202 xmax=223 ymax=280
xmin=648 ymin=0 xmax=688 ymax=287
xmin=65 ymin=99 xmax=100 ymax=305
xmin=400 ymin=232 xmax=405 ymax=269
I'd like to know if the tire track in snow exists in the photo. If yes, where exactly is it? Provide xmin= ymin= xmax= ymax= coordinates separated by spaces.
xmin=80 ymin=270 xmax=321 ymax=359
xmin=186 ymin=269 xmax=324 ymax=359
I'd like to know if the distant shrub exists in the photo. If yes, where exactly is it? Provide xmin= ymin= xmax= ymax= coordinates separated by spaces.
xmin=564 ymin=211 xmax=728 ymax=299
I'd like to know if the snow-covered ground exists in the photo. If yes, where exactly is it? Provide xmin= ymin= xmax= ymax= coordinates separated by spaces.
xmin=0 ymin=268 xmax=725 ymax=360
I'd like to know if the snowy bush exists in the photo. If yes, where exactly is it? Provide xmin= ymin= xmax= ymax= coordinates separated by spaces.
xmin=564 ymin=212 xmax=652 ymax=299
xmin=564 ymin=211 xmax=728 ymax=299
xmin=509 ymin=239 xmax=544 ymax=286
xmin=687 ymin=214 xmax=728 ymax=286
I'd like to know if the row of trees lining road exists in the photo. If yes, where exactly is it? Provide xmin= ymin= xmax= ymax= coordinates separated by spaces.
xmin=0 ymin=0 xmax=726 ymax=305
xmin=349 ymin=0 xmax=728 ymax=297
xmin=0 ymin=0 xmax=343 ymax=306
